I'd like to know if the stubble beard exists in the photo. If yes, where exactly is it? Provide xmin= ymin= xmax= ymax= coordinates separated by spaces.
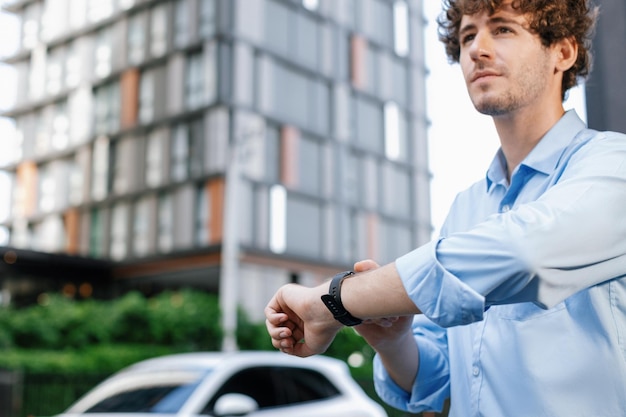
xmin=470 ymin=55 xmax=550 ymax=117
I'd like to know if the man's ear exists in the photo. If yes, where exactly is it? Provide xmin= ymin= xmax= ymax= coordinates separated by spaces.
xmin=555 ymin=36 xmax=578 ymax=73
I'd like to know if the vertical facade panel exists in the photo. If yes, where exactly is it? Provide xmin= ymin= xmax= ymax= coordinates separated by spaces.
xmin=15 ymin=162 xmax=38 ymax=219
xmin=120 ymin=68 xmax=140 ymax=130
xmin=280 ymin=125 xmax=299 ymax=189
xmin=208 ymin=178 xmax=225 ymax=245
xmin=350 ymin=35 xmax=367 ymax=90
xmin=64 ymin=207 xmax=81 ymax=254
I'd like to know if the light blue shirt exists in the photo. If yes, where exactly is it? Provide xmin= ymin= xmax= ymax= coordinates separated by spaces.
xmin=375 ymin=111 xmax=626 ymax=416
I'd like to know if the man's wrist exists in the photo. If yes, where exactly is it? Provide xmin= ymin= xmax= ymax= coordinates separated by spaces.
xmin=321 ymin=271 xmax=364 ymax=326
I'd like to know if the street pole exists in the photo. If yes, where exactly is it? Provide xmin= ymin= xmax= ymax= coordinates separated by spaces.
xmin=220 ymin=131 xmax=241 ymax=352
xmin=219 ymin=119 xmax=264 ymax=352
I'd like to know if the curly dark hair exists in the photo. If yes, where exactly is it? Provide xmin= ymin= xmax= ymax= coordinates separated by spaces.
xmin=437 ymin=0 xmax=599 ymax=99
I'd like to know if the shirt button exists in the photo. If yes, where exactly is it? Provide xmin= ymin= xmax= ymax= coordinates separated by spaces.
xmin=472 ymin=366 xmax=480 ymax=376
xmin=501 ymin=205 xmax=510 ymax=212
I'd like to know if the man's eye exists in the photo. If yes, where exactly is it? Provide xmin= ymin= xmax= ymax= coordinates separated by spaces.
xmin=495 ymin=27 xmax=513 ymax=34
xmin=461 ymin=34 xmax=475 ymax=44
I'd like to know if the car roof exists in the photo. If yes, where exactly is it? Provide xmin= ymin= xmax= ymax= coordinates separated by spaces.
xmin=122 ymin=351 xmax=349 ymax=375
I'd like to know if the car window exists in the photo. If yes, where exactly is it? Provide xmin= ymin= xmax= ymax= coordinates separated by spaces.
xmin=278 ymin=367 xmax=340 ymax=403
xmin=200 ymin=366 xmax=340 ymax=415
xmin=75 ymin=370 xmax=206 ymax=413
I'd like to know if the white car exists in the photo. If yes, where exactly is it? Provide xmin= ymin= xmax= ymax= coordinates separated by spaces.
xmin=57 ymin=351 xmax=387 ymax=417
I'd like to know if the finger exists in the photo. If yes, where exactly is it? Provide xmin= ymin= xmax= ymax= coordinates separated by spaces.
xmin=354 ymin=259 xmax=380 ymax=273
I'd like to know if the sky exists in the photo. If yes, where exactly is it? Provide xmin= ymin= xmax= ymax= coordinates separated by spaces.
xmin=0 ymin=1 xmax=587 ymax=244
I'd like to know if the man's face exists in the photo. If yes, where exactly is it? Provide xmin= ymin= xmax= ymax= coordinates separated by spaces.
xmin=458 ymin=1 xmax=559 ymax=116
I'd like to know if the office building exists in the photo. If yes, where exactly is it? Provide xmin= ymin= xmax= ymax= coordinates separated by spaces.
xmin=585 ymin=0 xmax=626 ymax=134
xmin=0 ymin=0 xmax=431 ymax=339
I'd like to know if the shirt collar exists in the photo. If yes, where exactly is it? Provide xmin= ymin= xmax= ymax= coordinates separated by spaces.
xmin=486 ymin=110 xmax=587 ymax=191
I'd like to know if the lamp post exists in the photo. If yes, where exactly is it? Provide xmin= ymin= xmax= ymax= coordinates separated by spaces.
xmin=219 ymin=116 xmax=264 ymax=352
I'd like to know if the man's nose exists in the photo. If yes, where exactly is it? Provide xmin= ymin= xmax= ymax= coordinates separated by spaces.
xmin=468 ymin=30 xmax=494 ymax=61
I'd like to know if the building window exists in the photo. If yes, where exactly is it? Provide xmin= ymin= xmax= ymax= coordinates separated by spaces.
xmin=295 ymin=12 xmax=319 ymax=70
xmin=41 ymin=0 xmax=68 ymax=41
xmin=109 ymin=139 xmax=123 ymax=195
xmin=146 ymin=128 xmax=167 ymax=188
xmin=139 ymin=69 xmax=155 ymax=124
xmin=0 ymin=173 xmax=13 ymax=224
xmin=174 ymin=0 xmax=190 ymax=49
xmin=170 ymin=118 xmax=204 ymax=182
xmin=381 ymin=162 xmax=411 ymax=218
xmin=393 ymin=0 xmax=409 ymax=57
xmin=65 ymin=40 xmax=82 ymax=88
xmin=189 ymin=119 xmax=205 ymax=178
xmin=133 ymin=196 xmax=153 ymax=257
xmin=110 ymin=202 xmax=129 ymax=260
xmin=11 ymin=219 xmax=32 ymax=249
xmin=128 ymin=13 xmax=147 ymax=66
xmin=46 ymin=46 xmax=64 ymax=96
xmin=355 ymin=96 xmax=383 ymax=154
xmin=285 ymin=195 xmax=322 ymax=258
xmin=185 ymin=49 xmax=215 ymax=110
xmin=263 ymin=0 xmax=320 ymax=71
xmin=280 ymin=128 xmax=322 ymax=195
xmin=68 ymin=157 xmax=84 ymax=206
xmin=94 ymin=26 xmax=113 ymax=79
xmin=87 ymin=0 xmax=114 ymax=23
xmin=21 ymin=2 xmax=41 ymax=50
xmin=199 ymin=0 xmax=217 ymax=39
xmin=68 ymin=0 xmax=87 ymax=29
xmin=264 ymin=0 xmax=291 ymax=56
xmin=33 ymin=106 xmax=52 ymax=156
xmin=93 ymin=82 xmax=120 ymax=135
xmin=303 ymin=0 xmax=319 ymax=11
xmin=150 ymin=3 xmax=168 ymax=57
xmin=269 ymin=185 xmax=286 ymax=254
xmin=91 ymin=136 xmax=110 ymax=201
xmin=384 ymin=101 xmax=401 ymax=161
xmin=358 ymin=0 xmax=393 ymax=48
xmin=362 ymin=155 xmax=379 ymax=211
xmin=33 ymin=215 xmax=65 ymax=253
xmin=51 ymin=100 xmax=70 ymax=151
xmin=89 ymin=208 xmax=104 ymax=257
xmin=38 ymin=164 xmax=56 ymax=214
xmin=195 ymin=185 xmax=209 ymax=245
xmin=258 ymin=57 xmax=329 ymax=133
xmin=339 ymin=149 xmax=359 ymax=206
xmin=171 ymin=124 xmax=189 ymax=182
xmin=380 ymin=219 xmax=412 ymax=264
xmin=157 ymin=193 xmax=174 ymax=252
xmin=118 ymin=0 xmax=136 ymax=11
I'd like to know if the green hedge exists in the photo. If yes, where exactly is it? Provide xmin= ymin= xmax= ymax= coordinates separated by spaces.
xmin=0 ymin=289 xmax=373 ymax=374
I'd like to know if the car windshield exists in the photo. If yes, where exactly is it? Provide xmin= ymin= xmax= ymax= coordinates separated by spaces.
xmin=72 ymin=369 xmax=209 ymax=413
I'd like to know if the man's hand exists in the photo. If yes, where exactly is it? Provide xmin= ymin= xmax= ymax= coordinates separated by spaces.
xmin=265 ymin=282 xmax=343 ymax=357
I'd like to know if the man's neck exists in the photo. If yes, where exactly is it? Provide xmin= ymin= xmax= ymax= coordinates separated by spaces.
xmin=493 ymin=102 xmax=566 ymax=181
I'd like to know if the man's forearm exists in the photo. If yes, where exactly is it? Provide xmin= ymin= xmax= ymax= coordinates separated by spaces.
xmin=340 ymin=262 xmax=421 ymax=319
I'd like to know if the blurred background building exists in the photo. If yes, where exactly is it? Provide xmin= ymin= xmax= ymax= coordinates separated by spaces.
xmin=584 ymin=0 xmax=626 ymax=134
xmin=0 ymin=0 xmax=431 ymax=346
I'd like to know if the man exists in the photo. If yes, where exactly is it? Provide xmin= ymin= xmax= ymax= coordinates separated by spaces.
xmin=265 ymin=0 xmax=626 ymax=415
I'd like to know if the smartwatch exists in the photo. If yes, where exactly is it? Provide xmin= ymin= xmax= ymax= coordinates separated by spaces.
xmin=320 ymin=271 xmax=363 ymax=326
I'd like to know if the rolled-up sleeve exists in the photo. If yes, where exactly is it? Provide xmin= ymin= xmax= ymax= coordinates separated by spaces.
xmin=396 ymin=241 xmax=486 ymax=327
xmin=395 ymin=131 xmax=626 ymax=327
xmin=374 ymin=315 xmax=450 ymax=413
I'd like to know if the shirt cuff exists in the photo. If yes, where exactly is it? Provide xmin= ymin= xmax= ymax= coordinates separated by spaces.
xmin=396 ymin=240 xmax=486 ymax=327
xmin=373 ymin=339 xmax=449 ymax=413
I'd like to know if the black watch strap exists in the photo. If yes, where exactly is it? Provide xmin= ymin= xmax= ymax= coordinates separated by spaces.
xmin=320 ymin=271 xmax=363 ymax=326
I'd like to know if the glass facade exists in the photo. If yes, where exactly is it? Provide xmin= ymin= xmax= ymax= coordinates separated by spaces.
xmin=0 ymin=0 xmax=430 ymax=315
